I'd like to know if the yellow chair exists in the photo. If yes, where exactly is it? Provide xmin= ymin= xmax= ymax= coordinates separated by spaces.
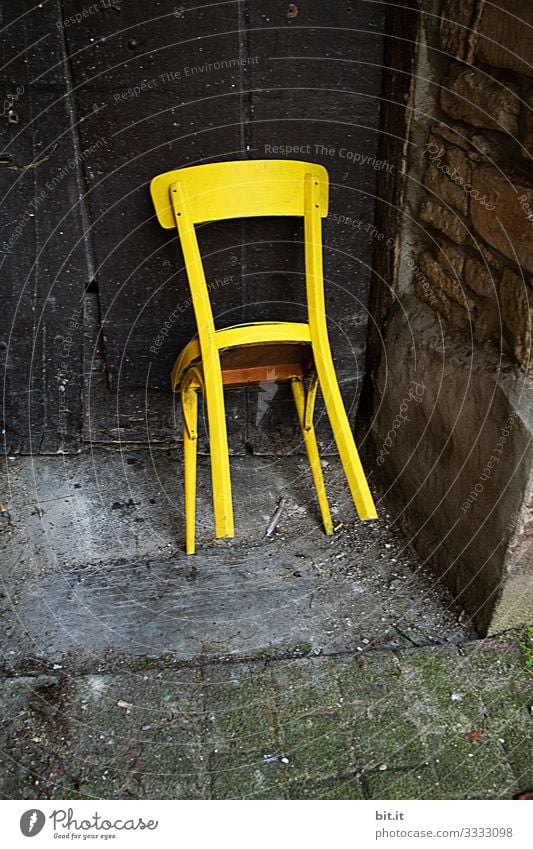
xmin=150 ymin=159 xmax=377 ymax=553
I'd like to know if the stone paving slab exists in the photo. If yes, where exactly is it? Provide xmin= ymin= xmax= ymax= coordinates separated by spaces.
xmin=0 ymin=636 xmax=530 ymax=800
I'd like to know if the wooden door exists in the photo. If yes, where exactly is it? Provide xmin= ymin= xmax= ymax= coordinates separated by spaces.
xmin=2 ymin=1 xmax=388 ymax=454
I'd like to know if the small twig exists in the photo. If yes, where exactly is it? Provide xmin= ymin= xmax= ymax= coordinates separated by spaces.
xmin=2 ymin=143 xmax=58 ymax=172
xmin=265 ymin=496 xmax=286 ymax=537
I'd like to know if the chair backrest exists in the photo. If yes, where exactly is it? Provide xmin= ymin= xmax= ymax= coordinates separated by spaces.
xmin=150 ymin=160 xmax=329 ymax=361
xmin=150 ymin=159 xmax=329 ymax=227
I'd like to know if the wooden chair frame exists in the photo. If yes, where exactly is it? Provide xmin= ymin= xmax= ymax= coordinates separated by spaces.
xmin=150 ymin=159 xmax=377 ymax=553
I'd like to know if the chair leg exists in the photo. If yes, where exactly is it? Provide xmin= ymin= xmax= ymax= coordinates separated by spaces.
xmin=181 ymin=384 xmax=198 ymax=554
xmin=203 ymin=371 xmax=234 ymax=539
xmin=291 ymin=375 xmax=333 ymax=535
xmin=312 ymin=349 xmax=377 ymax=521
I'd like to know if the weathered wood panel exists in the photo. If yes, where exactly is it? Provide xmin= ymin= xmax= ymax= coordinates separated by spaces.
xmin=243 ymin=0 xmax=386 ymax=452
xmin=2 ymin=1 xmax=392 ymax=454
xmin=1 ymin=1 xmax=90 ymax=453
xmin=63 ymin=1 xmax=245 ymax=393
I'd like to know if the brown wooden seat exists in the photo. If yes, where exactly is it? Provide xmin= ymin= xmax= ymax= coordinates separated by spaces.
xmin=215 ymin=341 xmax=313 ymax=387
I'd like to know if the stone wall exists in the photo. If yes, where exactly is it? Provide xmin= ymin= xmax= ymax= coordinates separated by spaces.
xmin=416 ymin=1 xmax=533 ymax=373
xmin=371 ymin=0 xmax=533 ymax=634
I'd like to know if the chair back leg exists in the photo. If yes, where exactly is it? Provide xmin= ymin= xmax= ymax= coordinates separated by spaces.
xmin=203 ymin=368 xmax=235 ymax=539
xmin=291 ymin=374 xmax=333 ymax=535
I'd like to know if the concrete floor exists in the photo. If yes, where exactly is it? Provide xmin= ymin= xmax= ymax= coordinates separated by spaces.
xmin=1 ymin=449 xmax=474 ymax=667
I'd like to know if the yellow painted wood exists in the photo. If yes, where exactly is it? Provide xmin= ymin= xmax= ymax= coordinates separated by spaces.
xmin=303 ymin=174 xmax=377 ymax=521
xmin=181 ymin=379 xmax=198 ymax=555
xmin=151 ymin=159 xmax=328 ymax=228
xmin=304 ymin=371 xmax=319 ymax=432
xmin=171 ymin=181 xmax=234 ymax=540
xmin=291 ymin=375 xmax=333 ymax=535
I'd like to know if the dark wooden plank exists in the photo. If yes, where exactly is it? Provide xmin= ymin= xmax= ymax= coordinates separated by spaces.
xmin=243 ymin=0 xmax=386 ymax=451
xmin=83 ymin=293 xmax=177 ymax=444
xmin=63 ymin=3 xmax=247 ymax=399
xmin=1 ymin=1 xmax=90 ymax=454
xmin=71 ymin=95 xmax=245 ymax=390
xmin=63 ymin=2 xmax=251 ymax=450
xmin=82 ymin=295 xmax=246 ymax=454
xmin=1 ymin=0 xmax=392 ymax=456
xmin=63 ymin=0 xmax=243 ymax=92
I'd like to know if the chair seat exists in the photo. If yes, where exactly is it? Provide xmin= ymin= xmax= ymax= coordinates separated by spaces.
xmin=171 ymin=321 xmax=313 ymax=390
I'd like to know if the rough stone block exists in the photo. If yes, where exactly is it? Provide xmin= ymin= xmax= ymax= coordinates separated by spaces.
xmin=419 ymin=252 xmax=476 ymax=310
xmin=419 ymin=197 xmax=468 ymax=244
xmin=437 ymin=240 xmax=465 ymax=276
xmin=471 ymin=166 xmax=533 ymax=273
xmin=424 ymin=163 xmax=469 ymax=216
xmin=469 ymin=131 xmax=506 ymax=163
xmin=475 ymin=0 xmax=533 ymax=78
xmin=472 ymin=305 xmax=501 ymax=346
xmin=491 ymin=506 xmax=533 ymax=634
xmin=522 ymin=87 xmax=533 ymax=161
xmin=413 ymin=268 xmax=473 ymax=336
xmin=440 ymin=0 xmax=473 ymax=61
xmin=447 ymin=147 xmax=471 ymax=185
xmin=464 ymin=254 xmax=499 ymax=298
xmin=524 ymin=131 xmax=533 ymax=163
xmin=498 ymin=267 xmax=533 ymax=372
xmin=431 ymin=121 xmax=471 ymax=149
xmin=414 ymin=275 xmax=453 ymax=320
xmin=423 ymin=141 xmax=476 ymax=214
xmin=441 ymin=68 xmax=520 ymax=135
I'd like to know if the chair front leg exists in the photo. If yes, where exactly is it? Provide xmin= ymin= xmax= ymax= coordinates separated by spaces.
xmin=291 ymin=374 xmax=333 ymax=535
xmin=181 ymin=377 xmax=199 ymax=555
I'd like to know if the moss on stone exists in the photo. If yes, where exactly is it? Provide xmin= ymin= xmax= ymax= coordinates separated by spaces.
xmin=366 ymin=766 xmax=440 ymax=800
xmin=430 ymin=733 xmax=518 ymax=799
xmin=281 ymin=712 xmax=353 ymax=780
